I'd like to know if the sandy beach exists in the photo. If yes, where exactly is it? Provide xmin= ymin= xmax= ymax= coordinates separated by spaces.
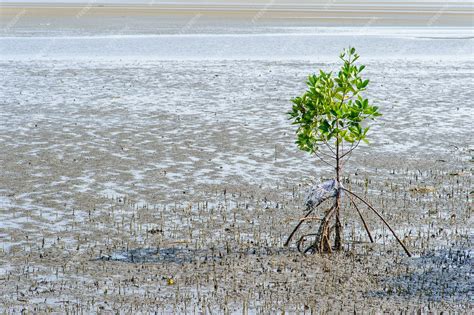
xmin=0 ymin=1 xmax=473 ymax=313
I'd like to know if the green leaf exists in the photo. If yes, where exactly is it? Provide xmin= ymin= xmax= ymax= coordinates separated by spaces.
xmin=319 ymin=120 xmax=330 ymax=133
xmin=288 ymin=46 xmax=380 ymax=160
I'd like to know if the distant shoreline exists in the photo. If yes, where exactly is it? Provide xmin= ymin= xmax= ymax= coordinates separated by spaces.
xmin=1 ymin=1 xmax=473 ymax=28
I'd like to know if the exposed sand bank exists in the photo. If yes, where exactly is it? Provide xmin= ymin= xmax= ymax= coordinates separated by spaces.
xmin=1 ymin=0 xmax=473 ymax=35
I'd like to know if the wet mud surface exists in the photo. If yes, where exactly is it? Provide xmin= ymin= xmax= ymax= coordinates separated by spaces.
xmin=0 ymin=59 xmax=472 ymax=312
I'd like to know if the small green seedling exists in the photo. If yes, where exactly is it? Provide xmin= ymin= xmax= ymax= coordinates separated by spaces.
xmin=285 ymin=47 xmax=411 ymax=256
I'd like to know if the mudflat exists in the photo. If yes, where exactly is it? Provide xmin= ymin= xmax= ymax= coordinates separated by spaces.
xmin=0 ymin=1 xmax=473 ymax=313
xmin=0 ymin=58 xmax=472 ymax=313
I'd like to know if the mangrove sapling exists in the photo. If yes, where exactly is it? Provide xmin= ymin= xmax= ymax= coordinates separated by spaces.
xmin=285 ymin=47 xmax=411 ymax=256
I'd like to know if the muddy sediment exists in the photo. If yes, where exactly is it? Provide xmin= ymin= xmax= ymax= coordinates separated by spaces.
xmin=0 ymin=59 xmax=472 ymax=312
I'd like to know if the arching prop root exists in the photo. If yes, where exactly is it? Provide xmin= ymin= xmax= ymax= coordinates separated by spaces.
xmin=296 ymin=233 xmax=317 ymax=253
xmin=285 ymin=186 xmax=412 ymax=257
xmin=348 ymin=193 xmax=374 ymax=243
xmin=304 ymin=203 xmax=337 ymax=254
xmin=284 ymin=197 xmax=331 ymax=247
xmin=342 ymin=188 xmax=412 ymax=257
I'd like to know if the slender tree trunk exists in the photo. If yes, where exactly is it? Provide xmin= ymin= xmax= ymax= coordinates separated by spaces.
xmin=334 ymin=138 xmax=343 ymax=250
xmin=334 ymin=193 xmax=342 ymax=250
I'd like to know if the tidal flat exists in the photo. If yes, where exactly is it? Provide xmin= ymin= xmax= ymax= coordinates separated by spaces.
xmin=1 ymin=2 xmax=473 ymax=311
xmin=0 ymin=57 xmax=472 ymax=312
